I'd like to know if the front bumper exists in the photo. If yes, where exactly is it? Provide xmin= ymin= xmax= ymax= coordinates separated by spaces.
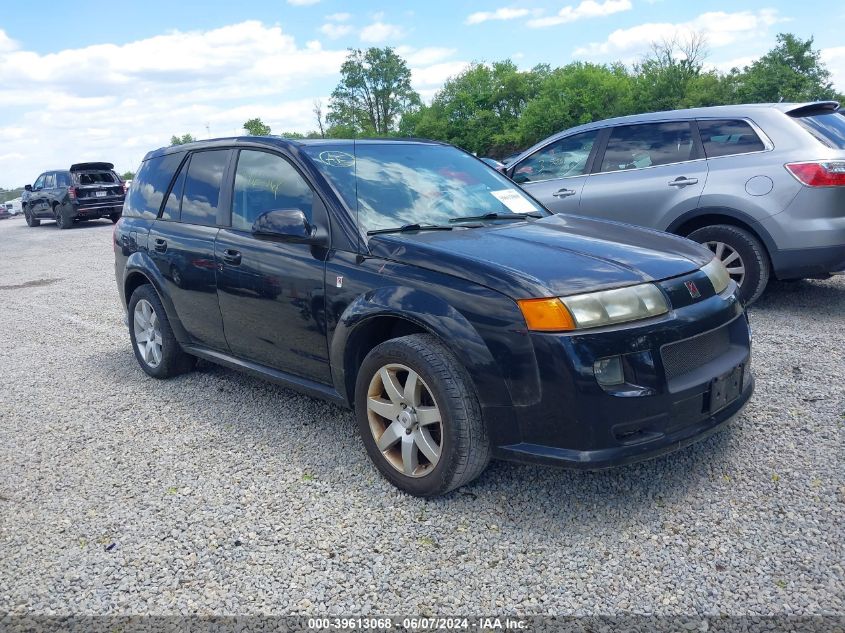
xmin=487 ymin=272 xmax=753 ymax=469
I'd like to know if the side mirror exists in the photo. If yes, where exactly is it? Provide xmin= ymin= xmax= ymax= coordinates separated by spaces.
xmin=252 ymin=209 xmax=322 ymax=244
xmin=24 ymin=184 xmax=32 ymax=192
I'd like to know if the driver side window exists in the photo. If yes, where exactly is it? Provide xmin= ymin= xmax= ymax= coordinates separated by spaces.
xmin=512 ymin=130 xmax=599 ymax=183
xmin=34 ymin=174 xmax=45 ymax=189
xmin=231 ymin=150 xmax=314 ymax=232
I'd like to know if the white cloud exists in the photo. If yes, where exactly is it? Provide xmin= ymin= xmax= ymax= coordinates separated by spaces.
xmin=574 ymin=9 xmax=783 ymax=58
xmin=821 ymin=47 xmax=845 ymax=92
xmin=527 ymin=0 xmax=631 ymax=28
xmin=397 ymin=46 xmax=457 ymax=66
xmin=411 ymin=61 xmax=471 ymax=88
xmin=325 ymin=12 xmax=351 ymax=22
xmin=287 ymin=0 xmax=319 ymax=5
xmin=465 ymin=7 xmax=532 ymax=25
xmin=0 ymin=21 xmax=347 ymax=187
xmin=360 ymin=21 xmax=404 ymax=43
xmin=0 ymin=29 xmax=18 ymax=53
xmin=320 ymin=23 xmax=354 ymax=39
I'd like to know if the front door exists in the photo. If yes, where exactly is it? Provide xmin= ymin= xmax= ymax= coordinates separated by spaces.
xmin=148 ymin=149 xmax=230 ymax=352
xmin=578 ymin=120 xmax=707 ymax=230
xmin=509 ymin=129 xmax=601 ymax=214
xmin=215 ymin=148 xmax=331 ymax=383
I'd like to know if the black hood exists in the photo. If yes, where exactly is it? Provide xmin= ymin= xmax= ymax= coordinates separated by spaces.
xmin=367 ymin=214 xmax=712 ymax=299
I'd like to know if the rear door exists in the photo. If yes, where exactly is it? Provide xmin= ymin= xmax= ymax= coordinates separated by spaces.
xmin=508 ymin=129 xmax=601 ymax=214
xmin=148 ymin=149 xmax=231 ymax=352
xmin=215 ymin=148 xmax=332 ymax=382
xmin=578 ymin=120 xmax=707 ymax=230
xmin=42 ymin=172 xmax=57 ymax=213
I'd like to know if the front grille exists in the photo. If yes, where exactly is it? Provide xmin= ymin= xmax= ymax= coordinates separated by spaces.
xmin=661 ymin=325 xmax=731 ymax=380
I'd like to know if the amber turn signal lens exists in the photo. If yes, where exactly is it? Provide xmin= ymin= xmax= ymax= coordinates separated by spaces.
xmin=517 ymin=298 xmax=576 ymax=331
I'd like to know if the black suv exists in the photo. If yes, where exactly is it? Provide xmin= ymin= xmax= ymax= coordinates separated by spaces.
xmin=114 ymin=137 xmax=753 ymax=497
xmin=23 ymin=162 xmax=125 ymax=229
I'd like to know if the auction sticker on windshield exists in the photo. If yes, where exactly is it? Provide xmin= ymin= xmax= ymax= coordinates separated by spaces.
xmin=490 ymin=189 xmax=536 ymax=214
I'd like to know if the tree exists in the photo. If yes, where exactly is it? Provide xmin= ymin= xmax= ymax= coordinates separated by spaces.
xmin=313 ymin=99 xmax=326 ymax=138
xmin=518 ymin=62 xmax=634 ymax=147
xmin=121 ymin=171 xmax=135 ymax=180
xmin=170 ymin=133 xmax=196 ymax=146
xmin=328 ymin=47 xmax=421 ymax=135
xmin=633 ymin=34 xmax=710 ymax=112
xmin=243 ymin=117 xmax=272 ymax=136
xmin=403 ymin=61 xmax=546 ymax=157
xmin=728 ymin=34 xmax=839 ymax=103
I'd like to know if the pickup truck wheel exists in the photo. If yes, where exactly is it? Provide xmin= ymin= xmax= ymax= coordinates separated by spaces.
xmin=355 ymin=334 xmax=491 ymax=497
xmin=687 ymin=224 xmax=770 ymax=305
xmin=128 ymin=284 xmax=196 ymax=378
xmin=24 ymin=208 xmax=40 ymax=227
xmin=54 ymin=205 xmax=71 ymax=230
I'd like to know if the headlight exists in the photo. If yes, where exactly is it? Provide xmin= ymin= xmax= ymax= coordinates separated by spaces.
xmin=701 ymin=257 xmax=730 ymax=294
xmin=518 ymin=283 xmax=669 ymax=331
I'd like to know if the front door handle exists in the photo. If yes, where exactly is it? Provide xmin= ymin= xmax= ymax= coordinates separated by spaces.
xmin=668 ymin=177 xmax=699 ymax=187
xmin=222 ymin=249 xmax=242 ymax=265
xmin=552 ymin=188 xmax=576 ymax=198
xmin=153 ymin=238 xmax=167 ymax=252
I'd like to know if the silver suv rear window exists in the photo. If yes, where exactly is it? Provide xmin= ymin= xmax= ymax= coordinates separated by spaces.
xmin=793 ymin=111 xmax=845 ymax=149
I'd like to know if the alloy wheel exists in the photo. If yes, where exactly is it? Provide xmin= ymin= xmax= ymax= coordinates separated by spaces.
xmin=705 ymin=240 xmax=745 ymax=287
xmin=133 ymin=299 xmax=163 ymax=368
xmin=366 ymin=363 xmax=443 ymax=478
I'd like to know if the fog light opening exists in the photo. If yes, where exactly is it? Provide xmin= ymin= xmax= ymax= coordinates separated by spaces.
xmin=594 ymin=356 xmax=625 ymax=387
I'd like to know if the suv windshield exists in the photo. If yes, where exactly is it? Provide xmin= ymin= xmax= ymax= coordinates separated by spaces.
xmin=303 ymin=143 xmax=546 ymax=233
xmin=792 ymin=111 xmax=845 ymax=149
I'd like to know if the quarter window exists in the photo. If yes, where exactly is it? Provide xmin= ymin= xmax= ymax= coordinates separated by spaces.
xmin=698 ymin=120 xmax=766 ymax=157
xmin=512 ymin=130 xmax=599 ymax=183
xmin=160 ymin=158 xmax=188 ymax=222
xmin=124 ymin=153 xmax=185 ymax=218
xmin=600 ymin=122 xmax=695 ymax=172
xmin=180 ymin=150 xmax=229 ymax=227
xmin=231 ymin=150 xmax=314 ymax=231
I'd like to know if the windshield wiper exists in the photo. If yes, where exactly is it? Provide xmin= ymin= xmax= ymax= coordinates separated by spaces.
xmin=366 ymin=223 xmax=454 ymax=236
xmin=448 ymin=212 xmax=542 ymax=223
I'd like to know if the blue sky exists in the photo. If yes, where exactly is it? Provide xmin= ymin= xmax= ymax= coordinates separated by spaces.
xmin=1 ymin=0 xmax=843 ymax=187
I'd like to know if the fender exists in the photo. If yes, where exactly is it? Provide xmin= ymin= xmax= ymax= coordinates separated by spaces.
xmin=665 ymin=206 xmax=779 ymax=257
xmin=123 ymin=251 xmax=190 ymax=344
xmin=329 ymin=286 xmax=521 ymax=409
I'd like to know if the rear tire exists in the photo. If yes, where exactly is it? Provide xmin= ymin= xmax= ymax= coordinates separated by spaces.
xmin=128 ymin=284 xmax=196 ymax=379
xmin=687 ymin=224 xmax=770 ymax=305
xmin=54 ymin=204 xmax=71 ymax=230
xmin=355 ymin=334 xmax=491 ymax=497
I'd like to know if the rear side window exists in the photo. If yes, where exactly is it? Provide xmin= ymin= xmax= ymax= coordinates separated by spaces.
xmin=792 ymin=111 xmax=845 ymax=149
xmin=231 ymin=150 xmax=314 ymax=231
xmin=56 ymin=172 xmax=71 ymax=187
xmin=124 ymin=153 xmax=184 ymax=219
xmin=599 ymin=122 xmax=695 ymax=172
xmin=180 ymin=150 xmax=228 ymax=227
xmin=698 ymin=120 xmax=766 ymax=157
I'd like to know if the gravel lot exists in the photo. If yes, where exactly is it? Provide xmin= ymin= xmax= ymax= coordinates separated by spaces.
xmin=0 ymin=216 xmax=843 ymax=617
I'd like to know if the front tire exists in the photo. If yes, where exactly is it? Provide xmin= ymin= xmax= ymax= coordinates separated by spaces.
xmin=687 ymin=224 xmax=770 ymax=305
xmin=128 ymin=284 xmax=196 ymax=378
xmin=355 ymin=334 xmax=491 ymax=497
xmin=24 ymin=208 xmax=40 ymax=227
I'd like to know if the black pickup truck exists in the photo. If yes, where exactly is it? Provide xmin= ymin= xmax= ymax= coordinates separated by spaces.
xmin=23 ymin=162 xmax=126 ymax=229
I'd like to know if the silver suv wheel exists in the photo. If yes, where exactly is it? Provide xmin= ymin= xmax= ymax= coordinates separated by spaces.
xmin=133 ymin=299 xmax=163 ymax=368
xmin=705 ymin=240 xmax=746 ymax=287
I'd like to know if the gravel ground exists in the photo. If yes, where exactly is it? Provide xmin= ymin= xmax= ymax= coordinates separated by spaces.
xmin=0 ymin=216 xmax=843 ymax=617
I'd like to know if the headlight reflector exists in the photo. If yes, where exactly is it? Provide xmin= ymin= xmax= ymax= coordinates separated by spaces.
xmin=562 ymin=284 xmax=668 ymax=329
xmin=701 ymin=257 xmax=730 ymax=294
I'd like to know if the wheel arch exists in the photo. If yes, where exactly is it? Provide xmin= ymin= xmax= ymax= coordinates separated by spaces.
xmin=123 ymin=253 xmax=189 ymax=343
xmin=330 ymin=287 xmax=514 ymax=410
xmin=667 ymin=207 xmax=777 ymax=263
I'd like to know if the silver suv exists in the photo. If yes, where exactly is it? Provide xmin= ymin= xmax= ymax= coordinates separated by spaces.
xmin=506 ymin=101 xmax=845 ymax=303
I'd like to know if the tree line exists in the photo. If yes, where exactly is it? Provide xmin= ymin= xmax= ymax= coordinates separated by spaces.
xmin=172 ymin=33 xmax=842 ymax=159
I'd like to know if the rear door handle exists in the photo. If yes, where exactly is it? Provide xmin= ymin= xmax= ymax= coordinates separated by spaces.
xmin=153 ymin=238 xmax=167 ymax=252
xmin=222 ymin=249 xmax=242 ymax=265
xmin=668 ymin=177 xmax=699 ymax=187
xmin=552 ymin=188 xmax=576 ymax=198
